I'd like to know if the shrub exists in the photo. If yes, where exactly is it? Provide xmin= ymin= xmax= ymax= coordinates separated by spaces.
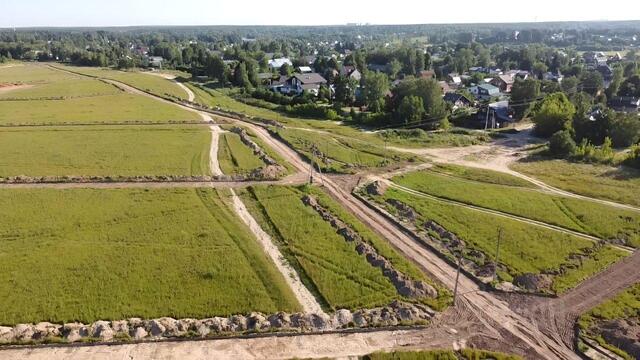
xmin=549 ymin=130 xmax=576 ymax=158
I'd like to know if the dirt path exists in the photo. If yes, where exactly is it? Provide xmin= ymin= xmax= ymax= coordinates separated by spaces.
xmin=390 ymin=131 xmax=640 ymax=213
xmin=209 ymin=125 xmax=223 ymax=177
xmin=228 ymin=188 xmax=325 ymax=315
xmin=383 ymin=180 xmax=633 ymax=253
xmin=0 ymin=327 xmax=475 ymax=360
xmin=142 ymin=71 xmax=195 ymax=102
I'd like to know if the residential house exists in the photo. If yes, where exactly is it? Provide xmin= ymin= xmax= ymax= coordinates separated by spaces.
xmin=443 ymin=92 xmax=474 ymax=110
xmin=268 ymin=58 xmax=293 ymax=71
xmin=490 ymin=75 xmax=515 ymax=93
xmin=468 ymin=84 xmax=501 ymax=101
xmin=281 ymin=73 xmax=328 ymax=96
xmin=340 ymin=65 xmax=362 ymax=81
xmin=148 ymin=56 xmax=164 ymax=68
xmin=447 ymin=73 xmax=463 ymax=87
xmin=608 ymin=97 xmax=640 ymax=112
xmin=476 ymin=101 xmax=513 ymax=128
xmin=297 ymin=66 xmax=313 ymax=73
xmin=418 ymin=70 xmax=436 ymax=79
xmin=504 ymin=70 xmax=530 ymax=81
xmin=438 ymin=81 xmax=453 ymax=94
xmin=543 ymin=71 xmax=564 ymax=83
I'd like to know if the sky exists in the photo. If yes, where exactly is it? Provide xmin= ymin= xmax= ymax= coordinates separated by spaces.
xmin=1 ymin=0 xmax=639 ymax=28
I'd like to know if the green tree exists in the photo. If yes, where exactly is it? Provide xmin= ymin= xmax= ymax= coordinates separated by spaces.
xmin=233 ymin=62 xmax=252 ymax=90
xmin=334 ymin=76 xmax=357 ymax=105
xmin=387 ymin=59 xmax=402 ymax=79
xmin=363 ymin=71 xmax=389 ymax=113
xmin=619 ymin=75 xmax=640 ymax=97
xmin=206 ymin=55 xmax=226 ymax=83
xmin=580 ymin=71 xmax=604 ymax=96
xmin=610 ymin=113 xmax=640 ymax=148
xmin=561 ymin=76 xmax=579 ymax=95
xmin=397 ymin=95 xmax=425 ymax=124
xmin=279 ymin=63 xmax=292 ymax=76
xmin=605 ymin=66 xmax=624 ymax=98
xmin=549 ymin=130 xmax=576 ymax=157
xmin=533 ymin=93 xmax=576 ymax=137
xmin=511 ymin=78 xmax=541 ymax=119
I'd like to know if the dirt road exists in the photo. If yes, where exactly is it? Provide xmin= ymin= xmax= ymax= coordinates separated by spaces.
xmin=209 ymin=124 xmax=224 ymax=177
xmin=229 ymin=188 xmax=326 ymax=315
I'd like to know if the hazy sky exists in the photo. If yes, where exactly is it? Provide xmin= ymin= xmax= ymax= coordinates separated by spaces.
xmin=1 ymin=0 xmax=639 ymax=27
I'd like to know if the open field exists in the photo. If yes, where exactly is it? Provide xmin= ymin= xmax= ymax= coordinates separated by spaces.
xmin=272 ymin=127 xmax=413 ymax=173
xmin=393 ymin=166 xmax=640 ymax=247
xmin=56 ymin=65 xmax=190 ymax=100
xmin=0 ymin=125 xmax=211 ymax=178
xmin=218 ymin=132 xmax=266 ymax=176
xmin=578 ymin=284 xmax=640 ymax=359
xmin=238 ymin=185 xmax=448 ymax=311
xmin=0 ymin=188 xmax=301 ymax=325
xmin=511 ymin=159 xmax=640 ymax=208
xmin=0 ymin=63 xmax=199 ymax=125
xmin=371 ymin=187 xmax=628 ymax=294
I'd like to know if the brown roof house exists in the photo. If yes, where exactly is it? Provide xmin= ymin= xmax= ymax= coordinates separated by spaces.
xmin=282 ymin=73 xmax=328 ymax=96
xmin=490 ymin=75 xmax=515 ymax=93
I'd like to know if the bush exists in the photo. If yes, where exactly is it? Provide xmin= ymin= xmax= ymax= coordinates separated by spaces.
xmin=574 ymin=137 xmax=615 ymax=164
xmin=549 ymin=130 xmax=576 ymax=158
xmin=288 ymin=103 xmax=341 ymax=120
xmin=625 ymin=145 xmax=640 ymax=169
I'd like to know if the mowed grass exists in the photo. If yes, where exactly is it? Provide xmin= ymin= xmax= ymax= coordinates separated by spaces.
xmin=0 ymin=94 xmax=200 ymax=125
xmin=0 ymin=188 xmax=301 ymax=325
xmin=393 ymin=167 xmax=640 ymax=247
xmin=238 ymin=185 xmax=447 ymax=311
xmin=218 ymin=132 xmax=266 ymax=176
xmin=0 ymin=63 xmax=199 ymax=125
xmin=0 ymin=126 xmax=211 ymax=177
xmin=511 ymin=159 xmax=640 ymax=207
xmin=57 ymin=65 xmax=189 ymax=100
xmin=375 ymin=188 xmax=628 ymax=294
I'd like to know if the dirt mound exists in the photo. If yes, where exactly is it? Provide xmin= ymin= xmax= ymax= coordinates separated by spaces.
xmin=385 ymin=198 xmax=418 ymax=223
xmin=513 ymin=273 xmax=553 ymax=292
xmin=598 ymin=318 xmax=640 ymax=359
xmin=365 ymin=181 xmax=388 ymax=196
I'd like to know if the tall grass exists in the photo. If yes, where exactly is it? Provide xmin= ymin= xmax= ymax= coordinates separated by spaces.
xmin=218 ymin=132 xmax=266 ymax=175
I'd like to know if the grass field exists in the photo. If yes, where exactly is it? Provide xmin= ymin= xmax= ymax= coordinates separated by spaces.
xmin=272 ymin=127 xmax=413 ymax=173
xmin=56 ymin=65 xmax=189 ymax=100
xmin=579 ymin=284 xmax=640 ymax=359
xmin=0 ymin=63 xmax=199 ymax=125
xmin=373 ymin=187 xmax=628 ymax=294
xmin=238 ymin=185 xmax=448 ymax=311
xmin=393 ymin=167 xmax=640 ymax=248
xmin=511 ymin=159 xmax=640 ymax=207
xmin=218 ymin=132 xmax=266 ymax=176
xmin=0 ymin=188 xmax=301 ymax=325
xmin=0 ymin=125 xmax=211 ymax=177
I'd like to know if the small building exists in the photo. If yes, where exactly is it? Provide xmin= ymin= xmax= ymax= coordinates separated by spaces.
xmin=490 ymin=75 xmax=515 ymax=93
xmin=297 ymin=66 xmax=313 ymax=73
xmin=418 ymin=70 xmax=436 ymax=79
xmin=340 ymin=65 xmax=362 ymax=81
xmin=268 ymin=58 xmax=293 ymax=71
xmin=608 ymin=97 xmax=640 ymax=112
xmin=438 ymin=81 xmax=453 ymax=94
xmin=148 ymin=56 xmax=164 ymax=68
xmin=469 ymin=84 xmax=501 ymax=101
xmin=280 ymin=73 xmax=328 ymax=96
xmin=476 ymin=101 xmax=513 ymax=128
xmin=443 ymin=92 xmax=474 ymax=110
xmin=447 ymin=73 xmax=463 ymax=86
xmin=543 ymin=71 xmax=564 ymax=83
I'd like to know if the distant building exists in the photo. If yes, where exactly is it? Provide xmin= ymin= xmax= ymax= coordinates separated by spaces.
xmin=490 ymin=75 xmax=515 ymax=93
xmin=477 ymin=101 xmax=513 ymax=128
xmin=280 ymin=73 xmax=328 ymax=96
xmin=297 ymin=66 xmax=313 ymax=73
xmin=340 ymin=65 xmax=362 ymax=81
xmin=268 ymin=58 xmax=293 ymax=71
xmin=608 ymin=97 xmax=640 ymax=112
xmin=418 ymin=70 xmax=436 ymax=79
xmin=443 ymin=92 xmax=474 ymax=110
xmin=148 ymin=56 xmax=164 ymax=68
xmin=468 ymin=83 xmax=501 ymax=101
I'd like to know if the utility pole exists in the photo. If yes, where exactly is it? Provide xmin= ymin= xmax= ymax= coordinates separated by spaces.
xmin=493 ymin=228 xmax=503 ymax=281
xmin=453 ymin=254 xmax=461 ymax=305
xmin=484 ymin=105 xmax=490 ymax=130
xmin=309 ymin=144 xmax=316 ymax=184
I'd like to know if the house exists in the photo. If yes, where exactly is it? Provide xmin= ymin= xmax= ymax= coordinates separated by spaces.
xmin=443 ymin=92 xmax=474 ymax=109
xmin=281 ymin=73 xmax=328 ymax=96
xmin=447 ymin=73 xmax=463 ymax=86
xmin=608 ymin=97 xmax=640 ymax=112
xmin=418 ymin=70 xmax=436 ymax=79
xmin=490 ymin=75 xmax=515 ymax=93
xmin=543 ymin=71 xmax=564 ymax=83
xmin=505 ymin=70 xmax=530 ymax=81
xmin=340 ymin=65 xmax=362 ymax=81
xmin=438 ymin=81 xmax=453 ymax=93
xmin=468 ymin=84 xmax=501 ymax=100
xmin=297 ymin=66 xmax=313 ymax=73
xmin=268 ymin=58 xmax=293 ymax=71
xmin=476 ymin=101 xmax=513 ymax=128
xmin=148 ymin=56 xmax=164 ymax=68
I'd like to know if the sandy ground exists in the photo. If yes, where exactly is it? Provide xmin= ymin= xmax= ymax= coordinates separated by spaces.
xmin=229 ymin=188 xmax=326 ymax=315
xmin=209 ymin=125 xmax=224 ymax=177
xmin=0 ymin=83 xmax=32 ymax=94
